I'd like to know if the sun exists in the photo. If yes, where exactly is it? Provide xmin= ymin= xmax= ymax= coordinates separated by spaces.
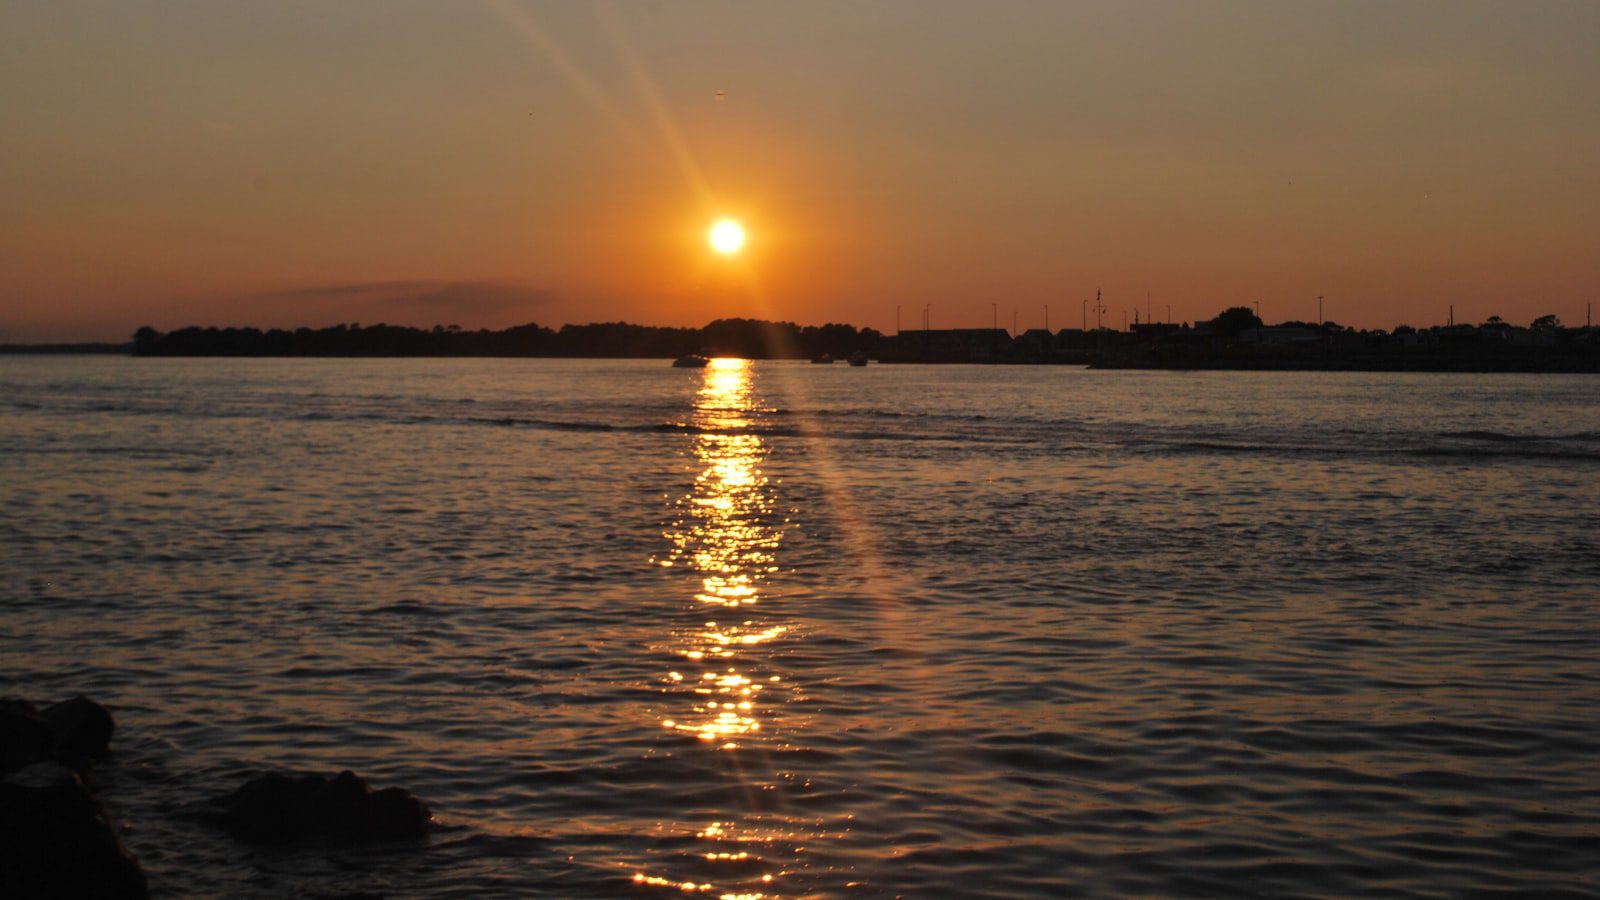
xmin=709 ymin=219 xmax=745 ymax=255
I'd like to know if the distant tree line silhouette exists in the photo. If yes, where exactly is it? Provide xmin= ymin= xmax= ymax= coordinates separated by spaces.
xmin=1081 ymin=306 xmax=1599 ymax=372
xmin=132 ymin=319 xmax=885 ymax=360
xmin=45 ymin=307 xmax=1587 ymax=371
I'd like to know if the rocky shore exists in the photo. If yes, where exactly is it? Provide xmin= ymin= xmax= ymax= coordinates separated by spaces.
xmin=204 ymin=770 xmax=432 ymax=846
xmin=2 ymin=696 xmax=432 ymax=899
xmin=1 ymin=696 xmax=147 ymax=899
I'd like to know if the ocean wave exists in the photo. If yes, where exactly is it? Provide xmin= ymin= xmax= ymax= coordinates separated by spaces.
xmin=473 ymin=415 xmax=1015 ymax=444
xmin=1139 ymin=438 xmax=1600 ymax=463
xmin=1437 ymin=429 xmax=1600 ymax=443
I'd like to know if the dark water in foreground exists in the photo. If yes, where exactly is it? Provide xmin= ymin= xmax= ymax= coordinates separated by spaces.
xmin=2 ymin=357 xmax=1597 ymax=898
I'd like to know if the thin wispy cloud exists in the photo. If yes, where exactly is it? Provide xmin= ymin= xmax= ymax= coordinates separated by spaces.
xmin=251 ymin=280 xmax=557 ymax=326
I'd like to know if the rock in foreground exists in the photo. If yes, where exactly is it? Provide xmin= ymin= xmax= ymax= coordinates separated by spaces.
xmin=209 ymin=770 xmax=431 ymax=845
xmin=0 ymin=696 xmax=143 ymax=898
xmin=0 ymin=761 xmax=149 ymax=900
xmin=1 ymin=695 xmax=115 ymax=774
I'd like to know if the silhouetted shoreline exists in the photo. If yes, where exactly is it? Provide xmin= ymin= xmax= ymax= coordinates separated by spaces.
xmin=875 ymin=307 xmax=1600 ymax=372
xmin=0 ymin=342 xmax=131 ymax=355
xmin=1085 ymin=347 xmax=1600 ymax=373
xmin=4 ymin=309 xmax=1596 ymax=372
xmin=110 ymin=319 xmax=885 ymax=361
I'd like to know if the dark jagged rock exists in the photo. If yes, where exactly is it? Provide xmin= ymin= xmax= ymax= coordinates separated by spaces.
xmin=43 ymin=696 xmax=116 ymax=769
xmin=0 ymin=696 xmax=146 ymax=897
xmin=0 ymin=699 xmax=56 ymax=774
xmin=0 ymin=761 xmax=149 ymax=899
xmin=0 ymin=695 xmax=116 ymax=774
xmin=208 ymin=770 xmax=431 ymax=845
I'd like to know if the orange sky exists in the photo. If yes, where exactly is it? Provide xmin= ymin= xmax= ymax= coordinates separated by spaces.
xmin=3 ymin=0 xmax=1598 ymax=341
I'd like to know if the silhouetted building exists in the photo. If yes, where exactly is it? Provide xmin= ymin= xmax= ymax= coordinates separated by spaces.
xmin=1130 ymin=323 xmax=1182 ymax=340
xmin=1015 ymin=328 xmax=1055 ymax=353
xmin=1240 ymin=327 xmax=1320 ymax=347
xmin=884 ymin=328 xmax=1012 ymax=363
xmin=1054 ymin=328 xmax=1089 ymax=350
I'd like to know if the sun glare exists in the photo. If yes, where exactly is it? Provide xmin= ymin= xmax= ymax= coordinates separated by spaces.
xmin=709 ymin=219 xmax=745 ymax=255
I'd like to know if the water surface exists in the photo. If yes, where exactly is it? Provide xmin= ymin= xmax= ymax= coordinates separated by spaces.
xmin=2 ymin=357 xmax=1597 ymax=897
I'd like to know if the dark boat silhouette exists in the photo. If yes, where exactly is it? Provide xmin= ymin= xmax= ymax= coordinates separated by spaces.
xmin=848 ymin=351 xmax=868 ymax=367
xmin=672 ymin=354 xmax=710 ymax=368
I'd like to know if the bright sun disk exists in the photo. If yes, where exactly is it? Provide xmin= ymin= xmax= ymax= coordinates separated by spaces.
xmin=710 ymin=219 xmax=745 ymax=255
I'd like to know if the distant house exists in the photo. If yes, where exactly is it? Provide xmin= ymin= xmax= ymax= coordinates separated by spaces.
xmin=1015 ymin=328 xmax=1056 ymax=352
xmin=1053 ymin=327 xmax=1137 ymax=350
xmin=1130 ymin=323 xmax=1181 ymax=340
xmin=1240 ymin=326 xmax=1320 ymax=347
xmin=1054 ymin=328 xmax=1090 ymax=350
xmin=886 ymin=328 xmax=1013 ymax=362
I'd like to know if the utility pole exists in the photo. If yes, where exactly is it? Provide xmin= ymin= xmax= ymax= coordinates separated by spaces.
xmin=1318 ymin=294 xmax=1324 ymax=325
xmin=1096 ymin=289 xmax=1104 ymax=331
xmin=1449 ymin=304 xmax=1454 ymax=327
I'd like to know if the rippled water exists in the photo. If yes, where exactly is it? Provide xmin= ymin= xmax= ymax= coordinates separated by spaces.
xmin=2 ymin=356 xmax=1597 ymax=898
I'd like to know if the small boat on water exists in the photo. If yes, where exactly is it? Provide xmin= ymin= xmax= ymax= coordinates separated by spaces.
xmin=848 ymin=351 xmax=868 ymax=367
xmin=811 ymin=353 xmax=834 ymax=364
xmin=672 ymin=354 xmax=710 ymax=368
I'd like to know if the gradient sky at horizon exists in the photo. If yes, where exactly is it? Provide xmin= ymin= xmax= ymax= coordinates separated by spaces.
xmin=3 ymin=0 xmax=1597 ymax=341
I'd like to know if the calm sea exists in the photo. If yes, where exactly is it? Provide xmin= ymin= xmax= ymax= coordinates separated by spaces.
xmin=2 ymin=356 xmax=1597 ymax=898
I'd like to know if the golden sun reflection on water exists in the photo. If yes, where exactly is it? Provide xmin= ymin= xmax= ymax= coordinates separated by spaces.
xmin=674 ymin=360 xmax=780 ymax=611
xmin=640 ymin=358 xmax=794 ymax=897
xmin=663 ymin=359 xmax=783 ymax=748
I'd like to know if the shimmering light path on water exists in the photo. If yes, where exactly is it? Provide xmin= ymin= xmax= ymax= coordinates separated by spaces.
xmin=1 ymin=357 xmax=1597 ymax=898
xmin=644 ymin=358 xmax=794 ymax=895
